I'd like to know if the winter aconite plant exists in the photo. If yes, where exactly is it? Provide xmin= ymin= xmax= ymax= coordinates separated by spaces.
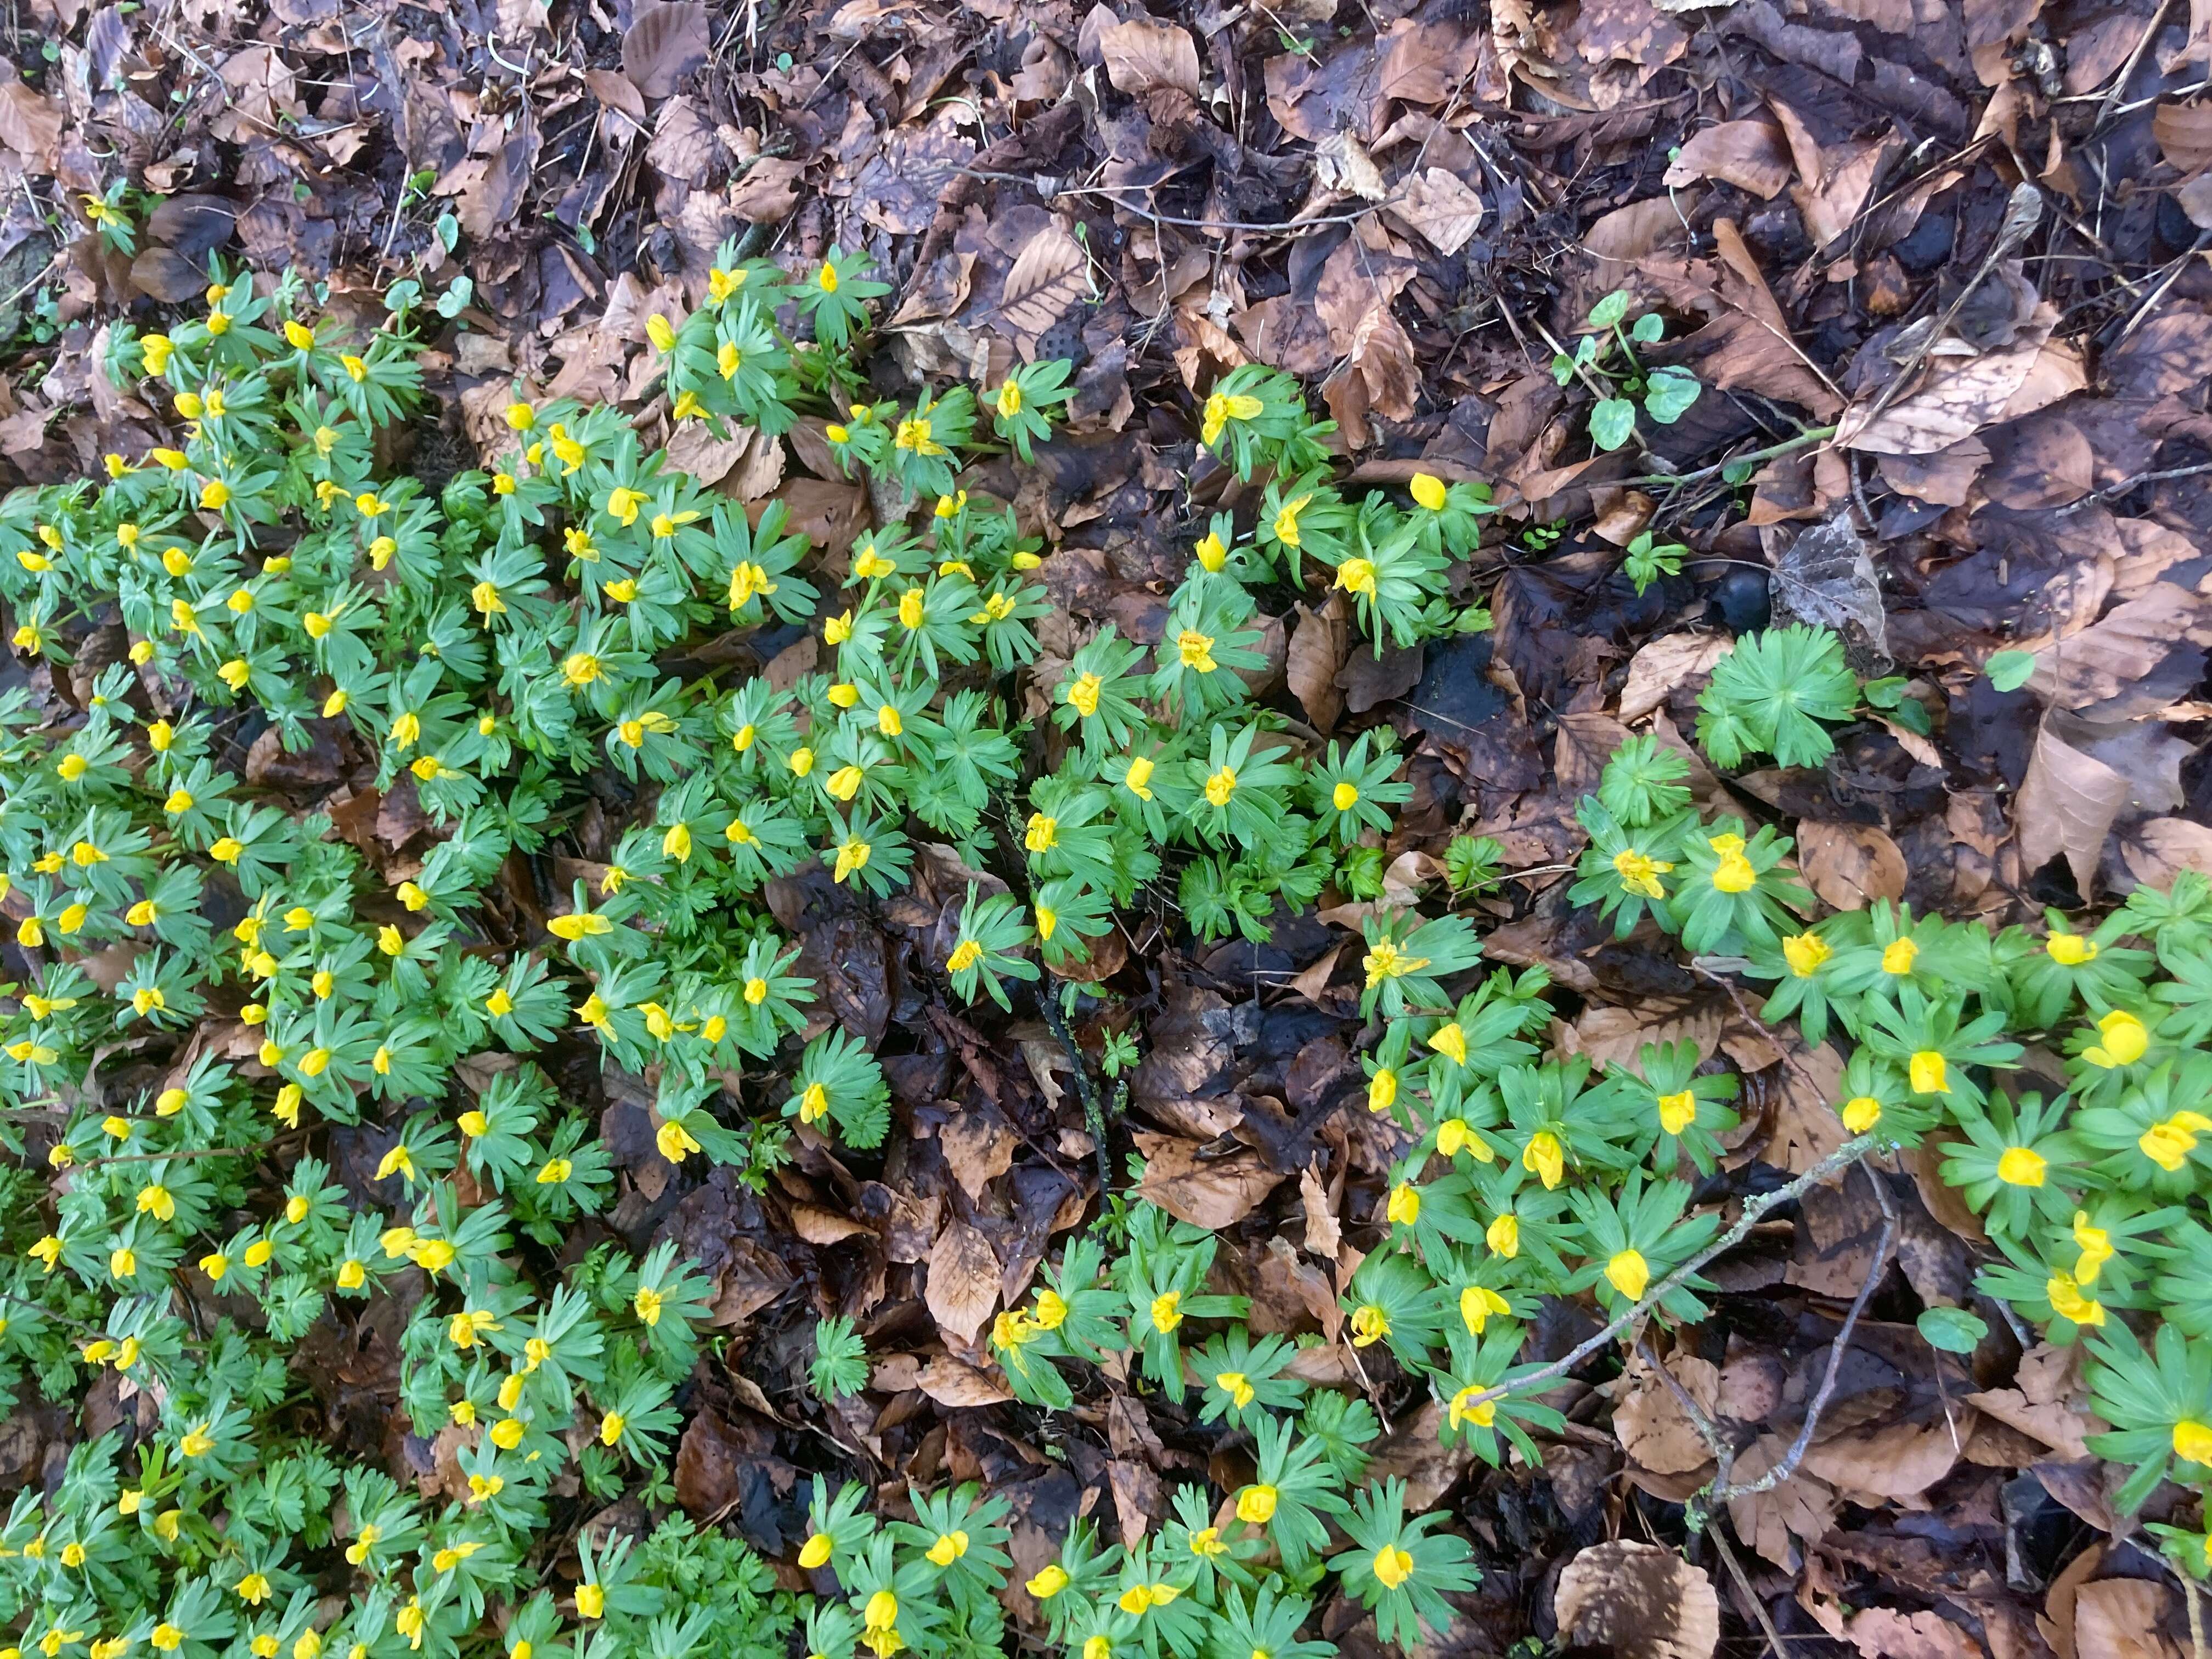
xmin=9 ymin=239 xmax=2212 ymax=1659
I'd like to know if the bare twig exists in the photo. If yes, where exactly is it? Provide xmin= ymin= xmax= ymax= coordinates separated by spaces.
xmin=1448 ymin=1136 xmax=1878 ymax=1421
xmin=1711 ymin=1525 xmax=1791 ymax=1659
xmin=2056 ymin=460 xmax=2212 ymax=515
xmin=2093 ymin=0 xmax=2175 ymax=133
xmin=1710 ymin=1162 xmax=1898 ymax=1504
xmin=1038 ymin=992 xmax=1113 ymax=1215
xmin=2186 ymin=1573 xmax=2207 ymax=1659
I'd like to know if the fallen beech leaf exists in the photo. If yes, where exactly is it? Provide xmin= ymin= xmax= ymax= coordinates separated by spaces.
xmin=1663 ymin=119 xmax=1792 ymax=199
xmin=1799 ymin=1412 xmax=1963 ymax=1500
xmin=1099 ymin=18 xmax=1202 ymax=97
xmin=1843 ymin=1607 xmax=1982 ymax=1659
xmin=1285 ymin=595 xmax=1350 ymax=732
xmin=2073 ymin=1578 xmax=2186 ymax=1659
xmin=1392 ymin=166 xmax=1487 ymax=253
xmin=1838 ymin=302 xmax=2079 ymax=454
xmin=1554 ymin=1540 xmax=1720 ymax=1659
xmin=997 ymin=225 xmax=1091 ymax=353
xmin=1619 ymin=633 xmax=1733 ymax=724
xmin=2120 ymin=817 xmax=2212 ymax=890
xmin=1299 ymin=1162 xmax=1340 ymax=1257
xmin=915 ymin=1355 xmax=1014 ymax=1407
xmin=622 ymin=0 xmax=709 ymax=98
xmin=924 ymin=1219 xmax=1000 ymax=1346
xmin=1794 ymin=821 xmax=1907 ymax=909
xmin=1615 ymin=1352 xmax=1721 ymax=1476
xmin=1132 ymin=1132 xmax=1285 ymax=1228
xmin=2016 ymin=727 xmax=2131 ymax=895
xmin=1725 ymin=1434 xmax=1838 ymax=1571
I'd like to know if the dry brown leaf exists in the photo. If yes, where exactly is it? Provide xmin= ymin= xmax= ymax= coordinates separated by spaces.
xmin=1554 ymin=1541 xmax=1720 ymax=1659
xmin=2155 ymin=101 xmax=2212 ymax=172
xmin=1132 ymin=1132 xmax=1285 ymax=1228
xmin=1663 ymin=119 xmax=1792 ymax=199
xmin=623 ymin=0 xmax=709 ymax=98
xmin=924 ymin=1219 xmax=1001 ymax=1346
xmin=2024 ymin=582 xmax=2211 ymax=716
xmin=1725 ymin=1434 xmax=1838 ymax=1570
xmin=2120 ymin=816 xmax=2212 ymax=890
xmin=0 ymin=78 xmax=63 ymax=167
xmin=915 ymin=1354 xmax=1014 ymax=1407
xmin=1619 ymin=633 xmax=1733 ymax=724
xmin=1363 ymin=1400 xmax=1475 ymax=1510
xmin=1838 ymin=302 xmax=2080 ymax=454
xmin=1099 ymin=18 xmax=1203 ymax=98
xmin=1615 ymin=1352 xmax=1721 ymax=1476
xmin=788 ymin=1204 xmax=871 ymax=1245
xmin=1844 ymin=1609 xmax=1983 ymax=1659
xmin=1800 ymin=1413 xmax=1963 ymax=1500
xmin=1559 ymin=1002 xmax=1725 ymax=1071
xmin=998 ymin=225 xmax=1091 ymax=352
xmin=940 ymin=1105 xmax=1017 ymax=1200
xmin=1795 ymin=820 xmax=1908 ymax=910
xmin=1392 ymin=166 xmax=1487 ymax=253
xmin=1285 ymin=595 xmax=1350 ymax=732
xmin=2016 ymin=726 xmax=2132 ymax=895
xmin=2074 ymin=1578 xmax=2186 ymax=1659
xmin=1298 ymin=1162 xmax=1340 ymax=1257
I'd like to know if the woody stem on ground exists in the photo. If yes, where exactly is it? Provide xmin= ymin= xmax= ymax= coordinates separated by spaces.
xmin=1039 ymin=992 xmax=1113 ymax=1217
xmin=1617 ymin=424 xmax=1839 ymax=491
xmin=1450 ymin=1135 xmax=1878 ymax=1420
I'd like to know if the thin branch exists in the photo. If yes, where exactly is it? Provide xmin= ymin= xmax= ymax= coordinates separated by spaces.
xmin=1449 ymin=1135 xmax=1878 ymax=1420
xmin=1615 ymin=425 xmax=1839 ymax=492
xmin=1709 ymin=1161 xmax=1898 ymax=1504
xmin=1038 ymin=992 xmax=1113 ymax=1216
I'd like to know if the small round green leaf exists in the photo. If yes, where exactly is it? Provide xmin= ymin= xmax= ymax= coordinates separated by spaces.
xmin=1917 ymin=1307 xmax=1988 ymax=1353
xmin=1589 ymin=398 xmax=1638 ymax=452
xmin=1984 ymin=649 xmax=2036 ymax=692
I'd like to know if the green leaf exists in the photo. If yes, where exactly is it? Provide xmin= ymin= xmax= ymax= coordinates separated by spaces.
xmin=1631 ymin=311 xmax=1664 ymax=343
xmin=1984 ymin=649 xmax=2036 ymax=691
xmin=1588 ymin=290 xmax=1630 ymax=329
xmin=1917 ymin=1307 xmax=1988 ymax=1353
xmin=1589 ymin=398 xmax=1637 ymax=452
xmin=1641 ymin=365 xmax=1701 ymax=424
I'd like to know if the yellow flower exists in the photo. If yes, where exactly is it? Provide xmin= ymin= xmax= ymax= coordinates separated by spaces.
xmin=235 ymin=1572 xmax=271 ymax=1605
xmin=575 ymin=1585 xmax=605 ymax=1621
xmin=1386 ymin=1183 xmax=1420 ymax=1226
xmin=1881 ymin=936 xmax=1919 ymax=975
xmin=1485 ymin=1211 xmax=1520 ymax=1257
xmin=864 ymin=1592 xmax=897 ymax=1633
xmin=818 ymin=261 xmax=841 ymax=294
xmin=1349 ymin=1304 xmax=1390 ymax=1346
xmin=538 ymin=1158 xmax=573 ymax=1185
xmin=1462 ymin=1286 xmax=1512 ymax=1342
xmin=1150 ymin=1290 xmax=1182 ymax=1332
xmin=2045 ymin=1272 xmax=2105 ymax=1328
xmin=174 ymin=391 xmax=204 ymax=420
xmin=825 ymin=422 xmax=850 ymax=443
xmin=1123 ymin=755 xmax=1155 ymax=800
xmin=1437 ymin=1118 xmax=1477 ymax=1158
xmin=947 ymin=939 xmax=983 ymax=972
xmin=1908 ymin=1051 xmax=1949 ymax=1094
xmin=898 ymin=586 xmax=926 ymax=629
xmin=1996 ymin=1146 xmax=2047 ymax=1187
xmin=657 ymin=1119 xmax=703 ymax=1163
xmin=1200 ymin=390 xmax=1263 ymax=446
xmin=599 ymin=1409 xmax=626 ymax=1445
xmin=1410 ymin=472 xmax=1448 ymax=511
xmin=1195 ymin=531 xmax=1227 ymax=571
xmin=342 ymin=354 xmax=368 ymax=382
xmin=635 ymin=1285 xmax=664 ymax=1324
xmin=1235 ymin=1483 xmax=1277 ymax=1523
xmin=1027 ymin=1565 xmax=1070 ymax=1598
xmin=1272 ymin=494 xmax=1312 ymax=547
xmin=1215 ymin=1370 xmax=1255 ymax=1409
xmin=926 ymin=1531 xmax=968 ymax=1566
xmin=201 ymin=479 xmax=232 ymax=511
xmin=2139 ymin=1116 xmax=2203 ymax=1172
xmin=1449 ymin=1384 xmax=1497 ymax=1431
xmin=179 ymin=1422 xmax=216 ymax=1457
xmin=1710 ymin=847 xmax=1757 ymax=893
xmin=1204 ymin=765 xmax=1237 ymax=807
xmin=1841 ymin=1096 xmax=1882 ymax=1133
xmin=1605 ymin=1249 xmax=1650 ymax=1301
xmin=709 ymin=266 xmax=745 ymax=302
xmin=1066 ymin=672 xmax=1103 ymax=718
xmin=1334 ymin=557 xmax=1376 ymax=597
xmin=1523 ymin=1130 xmax=1565 ymax=1189
xmin=142 ymin=335 xmax=174 ymax=375
xmin=1368 ymin=1066 xmax=1397 ymax=1113
xmin=548 ymin=911 xmax=613 ymax=941
xmin=833 ymin=837 xmax=871 ymax=883
xmin=1371 ymin=1547 xmax=1414 ymax=1589
xmin=1176 ymin=629 xmax=1216 ymax=672
xmin=1361 ymin=939 xmax=1429 ymax=988
xmin=1657 ymin=1090 xmax=1697 ymax=1135
xmin=2084 ymin=1009 xmax=2149 ymax=1068
xmin=1024 ymin=813 xmax=1058 ymax=853
xmin=893 ymin=416 xmax=944 ymax=456
xmin=1611 ymin=847 xmax=1672 ymax=899
xmin=2176 ymin=1419 xmax=2212 ymax=1466
xmin=1427 ymin=1022 xmax=1468 ymax=1066
xmin=798 ymin=1532 xmax=834 ymax=1569
xmin=646 ymin=313 xmax=677 ymax=352
xmin=1781 ymin=933 xmax=1830 ymax=977
xmin=2073 ymin=1212 xmax=2114 ymax=1283
xmin=2046 ymin=931 xmax=2097 ymax=965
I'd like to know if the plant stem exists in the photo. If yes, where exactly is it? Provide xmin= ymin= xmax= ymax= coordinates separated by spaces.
xmin=1449 ymin=1135 xmax=1877 ymax=1419
xmin=1621 ymin=425 xmax=1839 ymax=491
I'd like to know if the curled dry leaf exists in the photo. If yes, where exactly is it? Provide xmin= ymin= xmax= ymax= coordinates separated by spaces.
xmin=1618 ymin=633 xmax=1733 ymax=724
xmin=1614 ymin=1351 xmax=1722 ymax=1476
xmin=1553 ymin=1540 xmax=1720 ymax=1659
xmin=2016 ymin=726 xmax=2132 ymax=896
xmin=2073 ymin=1578 xmax=2187 ymax=1659
xmin=1794 ymin=820 xmax=1908 ymax=910
xmin=1392 ymin=166 xmax=1487 ymax=253
xmin=924 ymin=1218 xmax=1001 ymax=1346
xmin=1098 ymin=18 xmax=1203 ymax=97
xmin=1132 ymin=1132 xmax=1286 ymax=1229
xmin=1838 ymin=302 xmax=2086 ymax=455
xmin=1662 ymin=119 xmax=1793 ymax=199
